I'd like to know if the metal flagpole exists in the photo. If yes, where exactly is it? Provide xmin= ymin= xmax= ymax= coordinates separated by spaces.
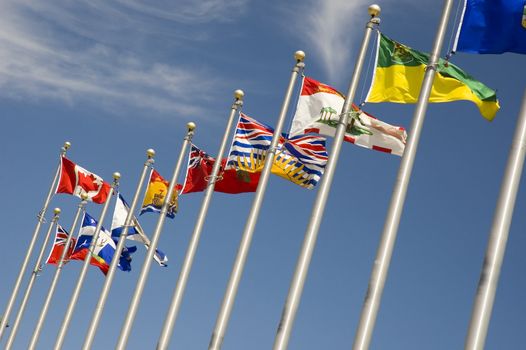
xmin=82 ymin=149 xmax=155 ymax=350
xmin=272 ymin=7 xmax=380 ymax=350
xmin=0 ymin=141 xmax=70 ymax=340
xmin=5 ymin=208 xmax=62 ymax=350
xmin=157 ymin=90 xmax=244 ymax=350
xmin=28 ymin=195 xmax=88 ymax=350
xmin=208 ymin=51 xmax=305 ymax=350
xmin=54 ymin=173 xmax=120 ymax=350
xmin=352 ymin=1 xmax=454 ymax=349
xmin=464 ymin=90 xmax=526 ymax=350
xmin=116 ymin=123 xmax=196 ymax=350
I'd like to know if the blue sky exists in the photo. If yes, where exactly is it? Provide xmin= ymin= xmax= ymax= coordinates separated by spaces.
xmin=1 ymin=0 xmax=525 ymax=349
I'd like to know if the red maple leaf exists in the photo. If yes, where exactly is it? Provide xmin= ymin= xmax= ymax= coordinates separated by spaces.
xmin=77 ymin=171 xmax=102 ymax=192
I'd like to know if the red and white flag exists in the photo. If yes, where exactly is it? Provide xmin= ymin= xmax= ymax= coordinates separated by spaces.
xmin=56 ymin=157 xmax=111 ymax=204
xmin=289 ymin=76 xmax=407 ymax=157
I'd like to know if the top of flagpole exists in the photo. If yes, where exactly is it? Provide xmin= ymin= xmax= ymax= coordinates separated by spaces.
xmin=61 ymin=141 xmax=71 ymax=157
xmin=146 ymin=148 xmax=156 ymax=159
xmin=113 ymin=172 xmax=121 ymax=181
xmin=234 ymin=89 xmax=244 ymax=101
xmin=53 ymin=208 xmax=61 ymax=215
xmin=368 ymin=4 xmax=381 ymax=17
xmin=187 ymin=122 xmax=196 ymax=132
xmin=294 ymin=50 xmax=305 ymax=63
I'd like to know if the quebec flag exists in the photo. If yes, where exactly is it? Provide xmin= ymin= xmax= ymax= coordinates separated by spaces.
xmin=454 ymin=0 xmax=526 ymax=54
xmin=111 ymin=194 xmax=168 ymax=267
xmin=70 ymin=212 xmax=136 ymax=274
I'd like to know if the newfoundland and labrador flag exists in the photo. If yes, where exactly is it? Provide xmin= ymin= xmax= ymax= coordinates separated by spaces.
xmin=46 ymin=225 xmax=75 ymax=265
xmin=112 ymin=194 xmax=168 ymax=267
xmin=366 ymin=33 xmax=500 ymax=121
xmin=70 ymin=213 xmax=136 ymax=274
xmin=226 ymin=113 xmax=328 ymax=189
xmin=180 ymin=144 xmax=260 ymax=194
xmin=140 ymin=170 xmax=178 ymax=218
xmin=454 ymin=0 xmax=526 ymax=55
xmin=290 ymin=76 xmax=407 ymax=156
xmin=56 ymin=157 xmax=111 ymax=204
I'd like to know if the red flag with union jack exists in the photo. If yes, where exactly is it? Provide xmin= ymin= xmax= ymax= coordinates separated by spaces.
xmin=180 ymin=144 xmax=260 ymax=194
xmin=46 ymin=225 xmax=75 ymax=265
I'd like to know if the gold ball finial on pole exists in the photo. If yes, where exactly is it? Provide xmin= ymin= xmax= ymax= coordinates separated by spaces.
xmin=234 ymin=89 xmax=244 ymax=101
xmin=81 ymin=193 xmax=89 ymax=201
xmin=53 ymin=208 xmax=61 ymax=215
xmin=146 ymin=148 xmax=156 ymax=158
xmin=368 ymin=4 xmax=381 ymax=17
xmin=113 ymin=172 xmax=121 ymax=181
xmin=294 ymin=50 xmax=305 ymax=63
xmin=187 ymin=122 xmax=197 ymax=132
xmin=63 ymin=141 xmax=72 ymax=150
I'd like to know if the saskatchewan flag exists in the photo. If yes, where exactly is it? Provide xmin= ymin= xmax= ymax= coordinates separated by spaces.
xmin=366 ymin=33 xmax=500 ymax=121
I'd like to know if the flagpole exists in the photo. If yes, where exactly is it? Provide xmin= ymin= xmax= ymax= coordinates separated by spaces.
xmin=0 ymin=141 xmax=70 ymax=340
xmin=28 ymin=195 xmax=88 ymax=350
xmin=116 ymin=123 xmax=196 ymax=350
xmin=54 ymin=174 xmax=120 ymax=350
xmin=271 ymin=7 xmax=379 ymax=350
xmin=464 ymin=90 xmax=526 ymax=350
xmin=208 ymin=52 xmax=305 ymax=350
xmin=352 ymin=1 xmax=454 ymax=349
xmin=157 ymin=90 xmax=244 ymax=350
xmin=5 ymin=208 xmax=61 ymax=350
xmin=82 ymin=149 xmax=155 ymax=350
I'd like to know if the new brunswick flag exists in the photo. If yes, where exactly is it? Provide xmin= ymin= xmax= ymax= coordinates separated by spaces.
xmin=366 ymin=33 xmax=500 ymax=121
xmin=140 ymin=170 xmax=179 ymax=218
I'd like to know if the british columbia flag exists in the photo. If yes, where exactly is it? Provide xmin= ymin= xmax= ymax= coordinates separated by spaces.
xmin=226 ymin=113 xmax=328 ymax=189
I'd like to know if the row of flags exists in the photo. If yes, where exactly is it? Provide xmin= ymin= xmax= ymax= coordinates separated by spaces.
xmin=41 ymin=23 xmax=501 ymax=303
xmin=3 ymin=1 xmax=521 ymax=346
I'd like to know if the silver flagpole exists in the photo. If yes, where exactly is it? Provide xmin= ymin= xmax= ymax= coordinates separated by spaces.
xmin=272 ymin=7 xmax=380 ymax=350
xmin=464 ymin=90 xmax=526 ymax=350
xmin=82 ymin=149 xmax=155 ymax=350
xmin=54 ymin=173 xmax=120 ymax=350
xmin=28 ymin=195 xmax=88 ymax=350
xmin=353 ymin=1 xmax=454 ymax=349
xmin=5 ymin=208 xmax=61 ymax=350
xmin=208 ymin=51 xmax=305 ymax=350
xmin=116 ymin=123 xmax=196 ymax=350
xmin=157 ymin=90 xmax=244 ymax=350
xmin=0 ymin=141 xmax=70 ymax=340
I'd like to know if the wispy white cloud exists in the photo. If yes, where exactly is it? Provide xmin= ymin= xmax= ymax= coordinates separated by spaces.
xmin=288 ymin=0 xmax=414 ymax=86
xmin=0 ymin=0 xmax=248 ymax=118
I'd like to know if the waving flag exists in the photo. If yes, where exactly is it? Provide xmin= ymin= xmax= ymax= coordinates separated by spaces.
xmin=181 ymin=144 xmax=260 ymax=194
xmin=56 ymin=157 xmax=111 ymax=204
xmin=112 ymin=194 xmax=168 ymax=266
xmin=290 ymin=76 xmax=407 ymax=156
xmin=140 ymin=170 xmax=178 ymax=218
xmin=454 ymin=0 xmax=526 ymax=54
xmin=366 ymin=33 xmax=500 ymax=120
xmin=70 ymin=213 xmax=135 ymax=274
xmin=46 ymin=225 xmax=75 ymax=265
xmin=227 ymin=113 xmax=328 ymax=189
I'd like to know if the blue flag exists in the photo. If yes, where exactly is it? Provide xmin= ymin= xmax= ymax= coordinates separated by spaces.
xmin=454 ymin=0 xmax=526 ymax=54
xmin=111 ymin=194 xmax=168 ymax=267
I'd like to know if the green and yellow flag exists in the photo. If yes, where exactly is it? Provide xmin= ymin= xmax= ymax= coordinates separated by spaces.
xmin=366 ymin=33 xmax=500 ymax=121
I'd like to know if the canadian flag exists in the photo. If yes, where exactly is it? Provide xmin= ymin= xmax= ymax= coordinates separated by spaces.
xmin=56 ymin=157 xmax=111 ymax=204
